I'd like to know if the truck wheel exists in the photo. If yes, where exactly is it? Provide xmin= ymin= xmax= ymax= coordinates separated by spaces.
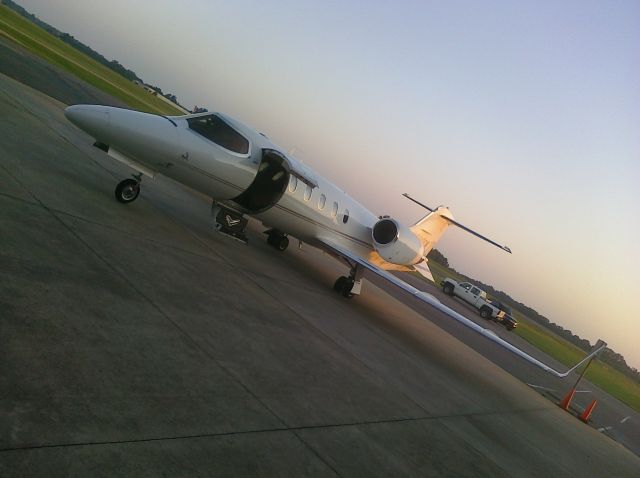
xmin=443 ymin=284 xmax=454 ymax=295
xmin=480 ymin=308 xmax=491 ymax=319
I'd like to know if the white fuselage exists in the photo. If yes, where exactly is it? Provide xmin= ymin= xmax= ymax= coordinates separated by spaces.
xmin=65 ymin=106 xmax=381 ymax=260
xmin=177 ymin=112 xmax=380 ymax=258
xmin=256 ymin=174 xmax=378 ymax=256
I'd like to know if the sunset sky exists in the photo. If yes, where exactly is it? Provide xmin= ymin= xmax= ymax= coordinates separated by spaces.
xmin=19 ymin=0 xmax=640 ymax=368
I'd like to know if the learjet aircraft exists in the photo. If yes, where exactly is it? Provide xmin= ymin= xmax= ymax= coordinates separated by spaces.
xmin=64 ymin=105 xmax=605 ymax=376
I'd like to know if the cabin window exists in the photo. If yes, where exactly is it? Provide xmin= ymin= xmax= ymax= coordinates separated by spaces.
xmin=470 ymin=287 xmax=481 ymax=295
xmin=288 ymin=175 xmax=298 ymax=193
xmin=331 ymin=202 xmax=338 ymax=217
xmin=318 ymin=194 xmax=326 ymax=209
xmin=304 ymin=184 xmax=312 ymax=201
xmin=460 ymin=283 xmax=471 ymax=290
xmin=343 ymin=209 xmax=350 ymax=224
xmin=187 ymin=114 xmax=249 ymax=154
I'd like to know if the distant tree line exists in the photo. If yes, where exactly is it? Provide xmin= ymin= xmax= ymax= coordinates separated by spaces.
xmin=427 ymin=248 xmax=449 ymax=268
xmin=3 ymin=0 xmax=184 ymax=108
xmin=58 ymin=33 xmax=142 ymax=83
xmin=433 ymin=249 xmax=640 ymax=382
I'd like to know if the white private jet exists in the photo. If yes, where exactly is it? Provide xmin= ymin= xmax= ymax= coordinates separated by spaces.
xmin=64 ymin=105 xmax=606 ymax=377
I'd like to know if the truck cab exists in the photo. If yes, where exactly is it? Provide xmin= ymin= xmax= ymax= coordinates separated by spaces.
xmin=455 ymin=282 xmax=487 ymax=307
xmin=441 ymin=278 xmax=505 ymax=321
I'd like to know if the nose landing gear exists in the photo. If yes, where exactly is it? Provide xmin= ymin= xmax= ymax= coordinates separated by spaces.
xmin=212 ymin=203 xmax=249 ymax=244
xmin=114 ymin=173 xmax=142 ymax=203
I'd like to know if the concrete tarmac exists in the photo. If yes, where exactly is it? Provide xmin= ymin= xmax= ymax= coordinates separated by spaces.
xmin=1 ymin=73 xmax=639 ymax=477
xmin=397 ymin=272 xmax=640 ymax=457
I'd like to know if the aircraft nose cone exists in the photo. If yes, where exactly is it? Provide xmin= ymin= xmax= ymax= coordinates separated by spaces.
xmin=64 ymin=104 xmax=111 ymax=137
xmin=64 ymin=104 xmax=91 ymax=124
xmin=63 ymin=104 xmax=81 ymax=121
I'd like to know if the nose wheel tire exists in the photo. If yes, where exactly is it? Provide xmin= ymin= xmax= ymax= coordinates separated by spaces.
xmin=115 ymin=178 xmax=140 ymax=203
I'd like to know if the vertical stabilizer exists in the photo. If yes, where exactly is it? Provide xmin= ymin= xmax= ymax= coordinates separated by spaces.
xmin=410 ymin=207 xmax=454 ymax=255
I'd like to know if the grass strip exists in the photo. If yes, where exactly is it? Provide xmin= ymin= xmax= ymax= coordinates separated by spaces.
xmin=0 ymin=5 xmax=182 ymax=114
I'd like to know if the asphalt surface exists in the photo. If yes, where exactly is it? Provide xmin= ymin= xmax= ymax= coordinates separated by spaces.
xmin=1 ymin=73 xmax=639 ymax=477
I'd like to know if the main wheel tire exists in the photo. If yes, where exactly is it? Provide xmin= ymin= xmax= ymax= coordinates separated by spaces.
xmin=267 ymin=233 xmax=289 ymax=251
xmin=480 ymin=308 xmax=491 ymax=319
xmin=275 ymin=236 xmax=289 ymax=251
xmin=333 ymin=276 xmax=348 ymax=292
xmin=115 ymin=179 xmax=140 ymax=203
xmin=443 ymin=284 xmax=454 ymax=295
xmin=340 ymin=279 xmax=355 ymax=298
xmin=333 ymin=276 xmax=354 ymax=297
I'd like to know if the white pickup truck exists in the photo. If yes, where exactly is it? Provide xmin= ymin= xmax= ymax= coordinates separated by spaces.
xmin=441 ymin=278 xmax=505 ymax=320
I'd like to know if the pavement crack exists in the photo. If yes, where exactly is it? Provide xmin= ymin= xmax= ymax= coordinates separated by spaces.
xmin=0 ymin=406 xmax=557 ymax=454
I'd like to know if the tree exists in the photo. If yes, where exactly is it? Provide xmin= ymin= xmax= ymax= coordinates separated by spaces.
xmin=427 ymin=248 xmax=449 ymax=267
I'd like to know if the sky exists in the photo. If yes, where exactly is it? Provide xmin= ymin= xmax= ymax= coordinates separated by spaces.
xmin=18 ymin=0 xmax=640 ymax=369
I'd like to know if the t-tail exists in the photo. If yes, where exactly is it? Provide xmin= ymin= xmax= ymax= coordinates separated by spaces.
xmin=404 ymin=193 xmax=511 ymax=281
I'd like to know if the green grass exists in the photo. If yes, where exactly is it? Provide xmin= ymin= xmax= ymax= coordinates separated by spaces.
xmin=426 ymin=259 xmax=640 ymax=412
xmin=514 ymin=319 xmax=640 ymax=411
xmin=0 ymin=5 xmax=183 ymax=114
xmin=513 ymin=320 xmax=584 ymax=368
xmin=427 ymin=260 xmax=465 ymax=286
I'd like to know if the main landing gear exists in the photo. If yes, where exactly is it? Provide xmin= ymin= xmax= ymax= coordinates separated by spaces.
xmin=114 ymin=174 xmax=142 ymax=203
xmin=264 ymin=229 xmax=289 ymax=251
xmin=333 ymin=264 xmax=363 ymax=299
xmin=212 ymin=203 xmax=249 ymax=244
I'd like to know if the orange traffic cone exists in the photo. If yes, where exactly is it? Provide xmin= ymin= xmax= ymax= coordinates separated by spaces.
xmin=559 ymin=387 xmax=576 ymax=411
xmin=579 ymin=399 xmax=598 ymax=422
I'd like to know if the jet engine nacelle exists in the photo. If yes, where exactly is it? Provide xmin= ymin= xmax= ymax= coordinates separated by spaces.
xmin=372 ymin=217 xmax=424 ymax=265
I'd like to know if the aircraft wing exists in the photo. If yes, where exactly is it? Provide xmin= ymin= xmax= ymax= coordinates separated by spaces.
xmin=320 ymin=239 xmax=606 ymax=378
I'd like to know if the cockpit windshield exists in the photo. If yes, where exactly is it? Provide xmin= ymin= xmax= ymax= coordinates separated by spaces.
xmin=187 ymin=114 xmax=249 ymax=154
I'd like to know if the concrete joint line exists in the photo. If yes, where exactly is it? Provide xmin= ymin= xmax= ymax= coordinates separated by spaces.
xmin=0 ymin=405 xmax=556 ymax=454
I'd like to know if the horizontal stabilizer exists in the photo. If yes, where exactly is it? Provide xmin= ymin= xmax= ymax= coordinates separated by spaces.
xmin=402 ymin=193 xmax=511 ymax=254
